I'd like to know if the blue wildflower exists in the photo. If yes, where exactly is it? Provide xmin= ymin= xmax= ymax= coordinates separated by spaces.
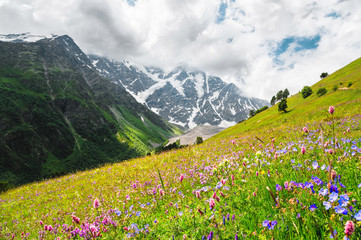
xmin=329 ymin=192 xmax=338 ymax=203
xmin=323 ymin=201 xmax=332 ymax=210
xmin=338 ymin=194 xmax=349 ymax=207
xmin=358 ymin=183 xmax=361 ymax=188
xmin=329 ymin=229 xmax=337 ymax=239
xmin=354 ymin=210 xmax=361 ymax=221
xmin=309 ymin=204 xmax=318 ymax=211
xmin=334 ymin=206 xmax=348 ymax=215
xmin=319 ymin=188 xmax=328 ymax=196
xmin=312 ymin=161 xmax=319 ymax=169
xmin=276 ymin=184 xmax=282 ymax=191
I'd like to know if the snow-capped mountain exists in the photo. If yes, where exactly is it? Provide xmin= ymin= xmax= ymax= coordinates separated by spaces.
xmin=0 ymin=33 xmax=57 ymax=43
xmin=89 ymin=55 xmax=269 ymax=128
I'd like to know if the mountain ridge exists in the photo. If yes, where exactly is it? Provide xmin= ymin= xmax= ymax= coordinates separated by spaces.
xmin=0 ymin=34 xmax=180 ymax=186
xmin=89 ymin=55 xmax=269 ymax=129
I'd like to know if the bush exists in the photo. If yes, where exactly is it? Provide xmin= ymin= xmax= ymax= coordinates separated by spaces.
xmin=348 ymin=82 xmax=353 ymax=87
xmin=195 ymin=137 xmax=203 ymax=145
xmin=301 ymin=86 xmax=313 ymax=99
xmin=332 ymin=84 xmax=338 ymax=91
xmin=255 ymin=106 xmax=268 ymax=115
xmin=316 ymin=87 xmax=327 ymax=97
xmin=320 ymin=72 xmax=328 ymax=78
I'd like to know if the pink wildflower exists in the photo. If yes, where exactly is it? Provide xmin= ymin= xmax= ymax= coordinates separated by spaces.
xmin=328 ymin=149 xmax=333 ymax=154
xmin=301 ymin=146 xmax=306 ymax=155
xmin=209 ymin=199 xmax=216 ymax=209
xmin=256 ymin=171 xmax=259 ymax=177
xmin=253 ymin=191 xmax=256 ymax=197
xmin=303 ymin=127 xmax=309 ymax=133
xmin=197 ymin=208 xmax=204 ymax=215
xmin=123 ymin=227 xmax=129 ymax=231
xmin=344 ymin=220 xmax=355 ymax=237
xmin=179 ymin=174 xmax=184 ymax=182
xmin=329 ymin=106 xmax=334 ymax=115
xmin=347 ymin=128 xmax=350 ymax=133
xmin=72 ymin=215 xmax=80 ymax=224
xmin=195 ymin=191 xmax=201 ymax=199
xmin=93 ymin=198 xmax=100 ymax=208
xmin=39 ymin=220 xmax=43 ymax=225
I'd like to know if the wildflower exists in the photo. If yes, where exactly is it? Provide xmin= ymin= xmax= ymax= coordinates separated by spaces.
xmin=323 ymin=201 xmax=332 ymax=210
xmin=179 ymin=174 xmax=184 ymax=182
xmin=338 ymin=194 xmax=349 ymax=207
xmin=262 ymin=220 xmax=277 ymax=230
xmin=276 ymin=184 xmax=282 ymax=191
xmin=303 ymin=127 xmax=309 ymax=133
xmin=334 ymin=206 xmax=348 ymax=215
xmin=72 ymin=215 xmax=80 ymax=224
xmin=330 ymin=229 xmax=337 ymax=239
xmin=329 ymin=106 xmax=335 ymax=115
xmin=344 ymin=221 xmax=355 ymax=237
xmin=93 ymin=198 xmax=100 ymax=208
xmin=207 ymin=231 xmax=214 ymax=240
xmin=329 ymin=192 xmax=338 ymax=203
xmin=197 ymin=208 xmax=204 ymax=216
xmin=312 ymin=161 xmax=319 ymax=169
xmin=331 ymin=170 xmax=337 ymax=180
xmin=354 ymin=210 xmax=361 ymax=221
xmin=358 ymin=183 xmax=361 ymax=188
xmin=195 ymin=191 xmax=201 ymax=199
xmin=301 ymin=146 xmax=306 ymax=155
xmin=209 ymin=199 xmax=216 ymax=210
xmin=309 ymin=204 xmax=318 ymax=211
xmin=328 ymin=149 xmax=334 ymax=154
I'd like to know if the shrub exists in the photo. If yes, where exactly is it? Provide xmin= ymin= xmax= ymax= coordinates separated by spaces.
xmin=255 ymin=106 xmax=268 ymax=115
xmin=195 ymin=137 xmax=203 ymax=145
xmin=348 ymin=82 xmax=353 ymax=87
xmin=320 ymin=72 xmax=328 ymax=78
xmin=316 ymin=87 xmax=327 ymax=97
xmin=301 ymin=86 xmax=313 ymax=99
xmin=332 ymin=84 xmax=338 ymax=91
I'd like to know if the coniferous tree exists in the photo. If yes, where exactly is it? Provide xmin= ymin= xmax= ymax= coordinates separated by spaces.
xmin=283 ymin=88 xmax=290 ymax=99
xmin=270 ymin=96 xmax=276 ymax=105
xmin=278 ymin=99 xmax=288 ymax=112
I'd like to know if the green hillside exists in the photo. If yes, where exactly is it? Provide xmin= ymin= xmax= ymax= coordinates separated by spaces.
xmin=0 ymin=57 xmax=361 ymax=239
xmin=0 ymin=37 xmax=181 ymax=187
xmin=215 ymin=57 xmax=361 ymax=140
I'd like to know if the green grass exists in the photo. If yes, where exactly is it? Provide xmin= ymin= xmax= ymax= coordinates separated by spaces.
xmin=1 ymin=58 xmax=361 ymax=239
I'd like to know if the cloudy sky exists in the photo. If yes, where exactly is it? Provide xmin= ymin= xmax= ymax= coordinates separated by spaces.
xmin=1 ymin=0 xmax=361 ymax=100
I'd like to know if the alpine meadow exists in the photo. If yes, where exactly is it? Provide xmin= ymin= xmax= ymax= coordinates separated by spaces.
xmin=1 ymin=54 xmax=361 ymax=240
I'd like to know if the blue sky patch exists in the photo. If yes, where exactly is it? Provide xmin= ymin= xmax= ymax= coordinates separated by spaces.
xmin=326 ymin=12 xmax=341 ymax=18
xmin=274 ymin=35 xmax=321 ymax=56
xmin=217 ymin=2 xmax=228 ymax=23
xmin=127 ymin=0 xmax=137 ymax=7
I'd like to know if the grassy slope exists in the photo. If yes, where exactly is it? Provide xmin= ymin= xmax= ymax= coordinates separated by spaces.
xmin=0 ymin=58 xmax=361 ymax=239
xmin=215 ymin=57 xmax=361 ymax=141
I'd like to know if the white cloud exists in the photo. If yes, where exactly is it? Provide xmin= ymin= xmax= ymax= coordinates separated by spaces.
xmin=1 ymin=0 xmax=361 ymax=100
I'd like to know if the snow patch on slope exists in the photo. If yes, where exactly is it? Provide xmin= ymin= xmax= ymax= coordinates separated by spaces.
xmin=194 ymin=73 xmax=205 ymax=98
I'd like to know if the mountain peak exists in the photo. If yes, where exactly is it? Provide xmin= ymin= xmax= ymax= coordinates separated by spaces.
xmin=0 ymin=32 xmax=60 ymax=43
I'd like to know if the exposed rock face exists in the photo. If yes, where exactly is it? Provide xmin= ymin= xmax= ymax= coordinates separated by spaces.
xmin=0 ymin=34 xmax=179 ymax=186
xmin=89 ymin=55 xmax=269 ymax=129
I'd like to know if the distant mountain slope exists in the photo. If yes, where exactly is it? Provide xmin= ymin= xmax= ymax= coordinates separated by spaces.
xmin=0 ymin=33 xmax=181 ymax=186
xmin=89 ymin=55 xmax=269 ymax=129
